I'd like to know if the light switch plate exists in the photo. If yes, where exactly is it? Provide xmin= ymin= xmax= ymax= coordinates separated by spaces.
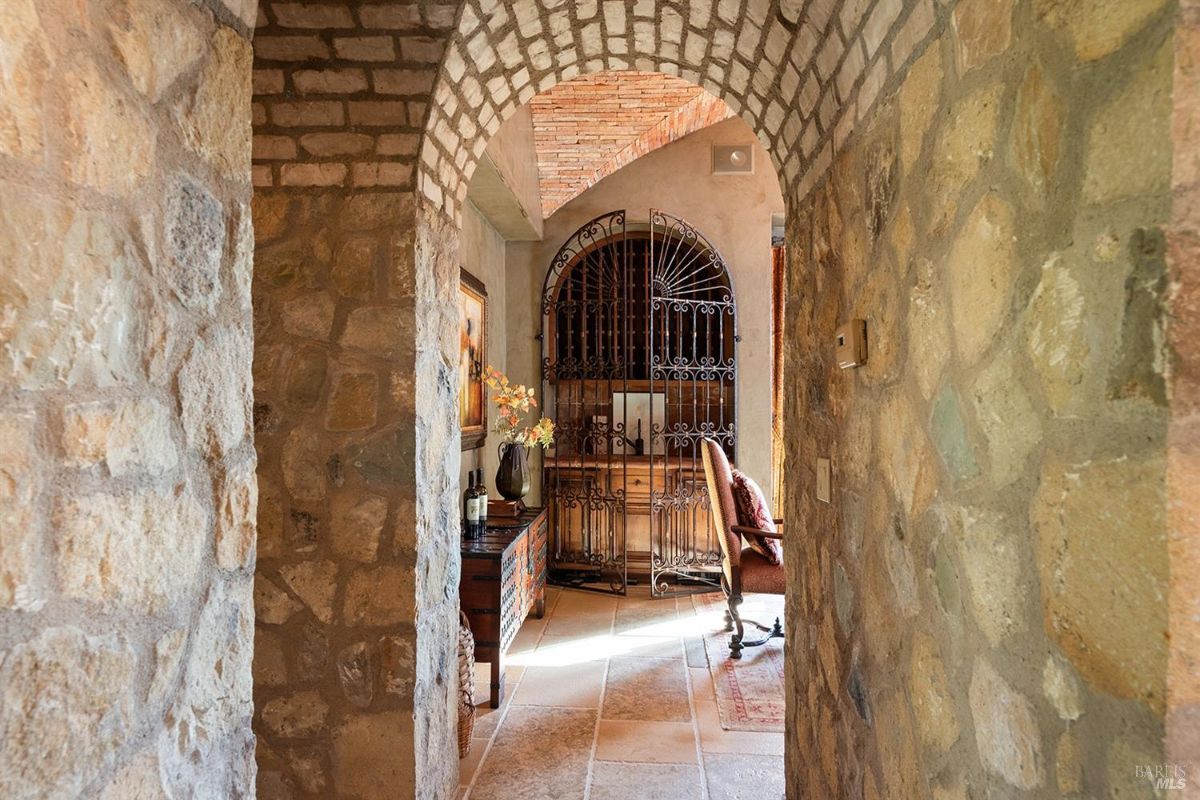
xmin=816 ymin=458 xmax=831 ymax=503
xmin=836 ymin=319 xmax=868 ymax=368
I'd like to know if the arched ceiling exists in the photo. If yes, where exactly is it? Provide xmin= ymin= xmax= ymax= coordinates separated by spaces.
xmin=529 ymin=71 xmax=734 ymax=217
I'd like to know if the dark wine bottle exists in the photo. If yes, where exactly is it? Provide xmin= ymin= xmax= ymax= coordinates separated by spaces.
xmin=463 ymin=471 xmax=479 ymax=539
xmin=475 ymin=469 xmax=489 ymax=530
xmin=634 ymin=418 xmax=645 ymax=456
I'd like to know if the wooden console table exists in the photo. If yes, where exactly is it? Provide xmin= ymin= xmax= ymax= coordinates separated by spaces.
xmin=459 ymin=507 xmax=548 ymax=708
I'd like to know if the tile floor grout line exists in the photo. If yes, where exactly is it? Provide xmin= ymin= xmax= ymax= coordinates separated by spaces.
xmin=580 ymin=592 xmax=619 ymax=800
xmin=460 ymin=589 xmax=564 ymax=800
xmin=682 ymin=594 xmax=714 ymax=800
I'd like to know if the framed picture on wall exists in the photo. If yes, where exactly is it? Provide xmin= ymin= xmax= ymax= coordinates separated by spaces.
xmin=459 ymin=269 xmax=488 ymax=450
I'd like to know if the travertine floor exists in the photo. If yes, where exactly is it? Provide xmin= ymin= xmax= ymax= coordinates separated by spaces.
xmin=458 ymin=586 xmax=785 ymax=800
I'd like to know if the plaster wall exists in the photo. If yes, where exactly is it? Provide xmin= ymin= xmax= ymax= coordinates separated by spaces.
xmin=460 ymin=202 xmax=508 ymax=496
xmin=482 ymin=104 xmax=543 ymax=236
xmin=506 ymin=116 xmax=786 ymax=509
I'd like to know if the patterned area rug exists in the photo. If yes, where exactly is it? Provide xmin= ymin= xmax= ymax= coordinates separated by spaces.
xmin=697 ymin=592 xmax=785 ymax=732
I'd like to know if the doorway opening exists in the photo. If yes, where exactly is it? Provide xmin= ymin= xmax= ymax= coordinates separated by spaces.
xmin=541 ymin=210 xmax=738 ymax=597
xmin=453 ymin=71 xmax=787 ymax=799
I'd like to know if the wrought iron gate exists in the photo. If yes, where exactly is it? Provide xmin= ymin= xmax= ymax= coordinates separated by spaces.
xmin=541 ymin=210 xmax=737 ymax=597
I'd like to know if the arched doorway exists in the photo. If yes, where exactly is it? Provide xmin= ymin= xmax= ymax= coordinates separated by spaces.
xmin=541 ymin=210 xmax=737 ymax=596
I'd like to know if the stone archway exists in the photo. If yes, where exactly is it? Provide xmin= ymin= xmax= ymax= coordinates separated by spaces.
xmin=249 ymin=1 xmax=931 ymax=795
xmin=248 ymin=1 xmax=1194 ymax=798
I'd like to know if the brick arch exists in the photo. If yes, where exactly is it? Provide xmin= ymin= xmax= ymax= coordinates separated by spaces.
xmin=530 ymin=71 xmax=737 ymax=217
xmin=417 ymin=0 xmax=939 ymax=219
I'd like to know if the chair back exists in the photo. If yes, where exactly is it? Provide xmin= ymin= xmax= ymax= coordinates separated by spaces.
xmin=700 ymin=437 xmax=741 ymax=592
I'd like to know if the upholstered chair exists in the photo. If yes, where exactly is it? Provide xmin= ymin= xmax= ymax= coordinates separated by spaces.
xmin=700 ymin=438 xmax=785 ymax=658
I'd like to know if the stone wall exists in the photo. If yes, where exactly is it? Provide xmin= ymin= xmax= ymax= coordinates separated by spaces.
xmin=250 ymin=3 xmax=460 ymax=798
xmin=1169 ymin=0 xmax=1200 ymax=782
xmin=419 ymin=0 xmax=944 ymax=220
xmin=0 ymin=0 xmax=258 ymax=796
xmin=783 ymin=0 xmax=1178 ymax=796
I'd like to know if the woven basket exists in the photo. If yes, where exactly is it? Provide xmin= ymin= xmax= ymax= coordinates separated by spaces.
xmin=457 ymin=610 xmax=476 ymax=759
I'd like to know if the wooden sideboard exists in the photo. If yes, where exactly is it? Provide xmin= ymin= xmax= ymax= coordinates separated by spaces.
xmin=459 ymin=507 xmax=548 ymax=708
xmin=544 ymin=456 xmax=716 ymax=580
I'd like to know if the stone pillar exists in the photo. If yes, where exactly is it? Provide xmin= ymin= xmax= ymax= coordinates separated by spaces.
xmin=250 ymin=3 xmax=461 ymax=798
xmin=0 ymin=0 xmax=258 ymax=796
xmin=1168 ymin=0 xmax=1200 ymax=787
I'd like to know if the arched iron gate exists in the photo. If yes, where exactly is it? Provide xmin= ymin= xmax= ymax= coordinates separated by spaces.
xmin=540 ymin=209 xmax=737 ymax=597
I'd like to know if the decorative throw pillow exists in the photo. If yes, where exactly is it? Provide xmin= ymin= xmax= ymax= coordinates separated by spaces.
xmin=730 ymin=469 xmax=782 ymax=565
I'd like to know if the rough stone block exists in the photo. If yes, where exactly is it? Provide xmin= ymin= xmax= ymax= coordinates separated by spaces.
xmin=179 ymin=326 xmax=251 ymax=457
xmin=340 ymin=307 xmax=410 ymax=358
xmin=342 ymin=565 xmax=416 ymax=625
xmin=330 ymin=494 xmax=387 ymax=562
xmin=279 ymin=559 xmax=338 ymax=624
xmin=1082 ymin=39 xmax=1172 ymax=204
xmin=281 ymin=291 xmax=336 ymax=339
xmin=0 ymin=628 xmax=134 ymax=798
xmin=281 ymin=428 xmax=327 ymax=502
xmin=55 ymin=486 xmax=205 ymax=612
xmin=64 ymin=60 xmax=155 ymax=196
xmin=0 ymin=411 xmax=43 ymax=610
xmin=909 ymin=631 xmax=958 ymax=750
xmin=969 ymin=658 xmax=1044 ymax=789
xmin=0 ymin=0 xmax=51 ymax=159
xmin=946 ymin=192 xmax=1016 ymax=367
xmin=165 ymin=175 xmax=224 ymax=312
xmin=261 ymin=691 xmax=329 ymax=738
xmin=62 ymin=397 xmax=178 ymax=477
xmin=970 ymin=353 xmax=1040 ymax=487
xmin=255 ymin=574 xmax=302 ymax=624
xmin=106 ymin=0 xmax=206 ymax=102
xmin=218 ymin=459 xmax=258 ymax=570
xmin=332 ymin=712 xmax=416 ymax=800
xmin=176 ymin=27 xmax=252 ymax=179
xmin=1034 ymin=453 xmax=1168 ymax=712
xmin=952 ymin=0 xmax=1013 ymax=72
xmin=1034 ymin=0 xmax=1169 ymax=61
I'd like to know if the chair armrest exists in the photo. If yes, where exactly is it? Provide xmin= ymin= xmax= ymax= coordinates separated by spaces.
xmin=731 ymin=525 xmax=783 ymax=540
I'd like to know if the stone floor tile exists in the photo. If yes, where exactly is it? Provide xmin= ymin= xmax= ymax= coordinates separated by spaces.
xmin=611 ymin=634 xmax=686 ymax=659
xmin=594 ymin=719 xmax=699 ymax=763
xmin=469 ymin=706 xmax=596 ymax=800
xmin=533 ymin=633 xmax=613 ymax=660
xmin=543 ymin=611 xmax=615 ymax=637
xmin=703 ymin=753 xmax=785 ymax=800
xmin=458 ymin=736 xmax=491 ymax=786
xmin=614 ymin=596 xmax=683 ymax=635
xmin=511 ymin=659 xmax=607 ymax=708
xmin=684 ymin=634 xmax=708 ymax=667
xmin=689 ymin=666 xmax=715 ymax=702
xmin=588 ymin=761 xmax=705 ymax=800
xmin=603 ymin=656 xmax=691 ymax=721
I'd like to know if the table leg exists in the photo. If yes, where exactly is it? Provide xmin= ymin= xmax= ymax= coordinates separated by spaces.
xmin=489 ymin=652 xmax=505 ymax=709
